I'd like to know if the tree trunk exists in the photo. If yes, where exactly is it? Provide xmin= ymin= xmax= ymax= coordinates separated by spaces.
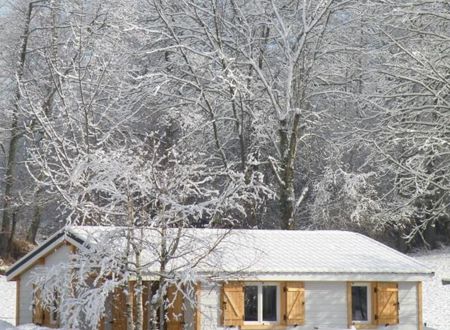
xmin=158 ymin=284 xmax=165 ymax=330
xmin=0 ymin=1 xmax=34 ymax=256
xmin=278 ymin=112 xmax=301 ymax=230
xmin=26 ymin=189 xmax=43 ymax=243
xmin=149 ymin=280 xmax=160 ymax=330
xmin=126 ymin=281 xmax=135 ymax=330
xmin=135 ymin=250 xmax=144 ymax=330
xmin=158 ymin=227 xmax=167 ymax=330
xmin=125 ymin=193 xmax=135 ymax=330
xmin=7 ymin=211 xmax=17 ymax=256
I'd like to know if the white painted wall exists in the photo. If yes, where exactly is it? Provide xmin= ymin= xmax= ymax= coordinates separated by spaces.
xmin=45 ymin=244 xmax=71 ymax=267
xmin=17 ymin=244 xmax=71 ymax=325
xmin=18 ymin=263 xmax=43 ymax=324
xmin=198 ymin=283 xmax=223 ymax=330
xmin=302 ymin=282 xmax=348 ymax=329
xmin=397 ymin=282 xmax=419 ymax=330
xmin=196 ymin=281 xmax=420 ymax=330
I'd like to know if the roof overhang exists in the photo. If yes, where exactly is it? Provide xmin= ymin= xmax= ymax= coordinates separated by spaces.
xmin=219 ymin=271 xmax=434 ymax=282
xmin=5 ymin=229 xmax=85 ymax=281
xmin=5 ymin=226 xmax=434 ymax=283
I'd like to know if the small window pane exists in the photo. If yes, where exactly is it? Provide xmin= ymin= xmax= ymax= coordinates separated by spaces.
xmin=262 ymin=286 xmax=277 ymax=321
xmin=352 ymin=286 xmax=368 ymax=321
xmin=244 ymin=286 xmax=258 ymax=321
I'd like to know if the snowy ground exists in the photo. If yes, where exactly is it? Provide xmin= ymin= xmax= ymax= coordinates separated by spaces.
xmin=412 ymin=247 xmax=450 ymax=330
xmin=0 ymin=321 xmax=54 ymax=330
xmin=0 ymin=276 xmax=16 ymax=326
xmin=0 ymin=320 xmax=55 ymax=330
xmin=0 ymin=248 xmax=449 ymax=329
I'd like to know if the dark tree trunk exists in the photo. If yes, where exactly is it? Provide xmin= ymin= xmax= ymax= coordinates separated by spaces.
xmin=0 ymin=1 xmax=34 ymax=256
xmin=26 ymin=200 xmax=42 ymax=244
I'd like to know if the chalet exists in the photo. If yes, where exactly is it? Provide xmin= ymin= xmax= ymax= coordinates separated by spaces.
xmin=6 ymin=227 xmax=433 ymax=330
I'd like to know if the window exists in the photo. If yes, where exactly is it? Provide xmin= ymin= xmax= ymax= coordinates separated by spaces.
xmin=349 ymin=282 xmax=400 ymax=326
xmin=244 ymin=286 xmax=258 ymax=321
xmin=351 ymin=283 xmax=371 ymax=323
xmin=244 ymin=283 xmax=279 ymax=324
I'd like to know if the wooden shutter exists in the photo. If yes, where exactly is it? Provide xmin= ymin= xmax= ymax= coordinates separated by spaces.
xmin=194 ymin=283 xmax=201 ymax=330
xmin=284 ymin=282 xmax=305 ymax=325
xmin=167 ymin=285 xmax=184 ymax=330
xmin=222 ymin=282 xmax=244 ymax=326
xmin=142 ymin=281 xmax=151 ymax=330
xmin=32 ymin=287 xmax=45 ymax=325
xmin=112 ymin=288 xmax=128 ymax=330
xmin=375 ymin=282 xmax=399 ymax=325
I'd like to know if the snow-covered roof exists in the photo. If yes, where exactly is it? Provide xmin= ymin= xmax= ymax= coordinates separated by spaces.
xmin=7 ymin=226 xmax=433 ymax=282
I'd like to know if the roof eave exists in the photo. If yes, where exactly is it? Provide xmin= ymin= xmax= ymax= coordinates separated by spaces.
xmin=201 ymin=270 xmax=434 ymax=282
xmin=5 ymin=228 xmax=84 ymax=281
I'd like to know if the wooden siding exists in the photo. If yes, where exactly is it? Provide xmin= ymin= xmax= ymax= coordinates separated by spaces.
xmin=417 ymin=282 xmax=423 ymax=330
xmin=108 ymin=281 xmax=152 ymax=330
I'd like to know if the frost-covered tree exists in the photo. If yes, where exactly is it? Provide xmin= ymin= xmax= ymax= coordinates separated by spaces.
xmin=135 ymin=0 xmax=368 ymax=229
xmin=363 ymin=0 xmax=450 ymax=246
xmin=0 ymin=0 xmax=68 ymax=254
xmin=20 ymin=2 xmax=269 ymax=327
xmin=30 ymin=137 xmax=266 ymax=329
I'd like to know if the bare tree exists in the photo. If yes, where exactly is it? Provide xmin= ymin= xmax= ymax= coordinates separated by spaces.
xmin=364 ymin=0 xmax=450 ymax=246
xmin=140 ymin=0 xmax=363 ymax=229
xmin=0 ymin=0 xmax=35 ymax=255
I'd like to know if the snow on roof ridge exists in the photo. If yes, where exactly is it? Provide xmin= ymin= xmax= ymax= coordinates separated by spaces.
xmin=66 ymin=225 xmax=366 ymax=235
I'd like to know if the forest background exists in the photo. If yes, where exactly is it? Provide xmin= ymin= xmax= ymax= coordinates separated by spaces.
xmin=1 ymin=0 xmax=449 ymax=259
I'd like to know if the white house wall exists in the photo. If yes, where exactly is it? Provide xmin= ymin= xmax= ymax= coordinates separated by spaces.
xmin=197 ymin=281 xmax=420 ymax=330
xmin=198 ymin=283 xmax=223 ymax=330
xmin=44 ymin=244 xmax=71 ymax=266
xmin=302 ymin=282 xmax=348 ymax=328
xmin=397 ymin=282 xmax=418 ymax=330
xmin=17 ymin=244 xmax=71 ymax=325
xmin=18 ymin=267 xmax=36 ymax=324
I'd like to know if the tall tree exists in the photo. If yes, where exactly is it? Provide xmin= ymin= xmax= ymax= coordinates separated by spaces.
xmin=366 ymin=0 xmax=450 ymax=246
xmin=0 ymin=0 xmax=35 ymax=254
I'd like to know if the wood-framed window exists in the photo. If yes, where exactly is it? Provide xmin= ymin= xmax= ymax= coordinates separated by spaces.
xmin=222 ymin=281 xmax=305 ymax=328
xmin=351 ymin=283 xmax=372 ymax=324
xmin=243 ymin=283 xmax=280 ymax=325
xmin=347 ymin=282 xmax=399 ymax=328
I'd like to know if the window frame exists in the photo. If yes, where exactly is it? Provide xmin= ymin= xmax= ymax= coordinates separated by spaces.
xmin=351 ymin=282 xmax=372 ymax=325
xmin=243 ymin=282 xmax=280 ymax=325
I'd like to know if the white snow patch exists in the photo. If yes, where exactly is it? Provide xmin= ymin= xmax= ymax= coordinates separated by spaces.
xmin=0 ymin=276 xmax=16 ymax=326
xmin=0 ymin=321 xmax=56 ymax=330
xmin=411 ymin=247 xmax=450 ymax=330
